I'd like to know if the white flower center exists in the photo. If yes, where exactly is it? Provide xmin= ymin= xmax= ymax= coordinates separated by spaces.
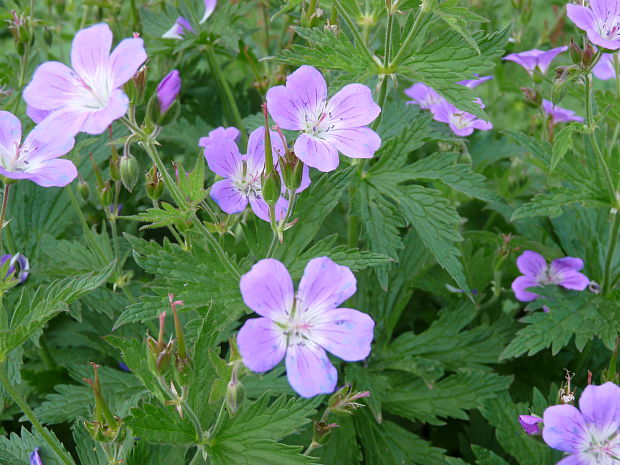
xmin=301 ymin=100 xmax=334 ymax=139
xmin=72 ymin=67 xmax=113 ymax=111
xmin=581 ymin=426 xmax=620 ymax=465
xmin=596 ymin=16 xmax=620 ymax=41
xmin=232 ymin=163 xmax=262 ymax=199
xmin=0 ymin=140 xmax=35 ymax=172
xmin=449 ymin=112 xmax=472 ymax=130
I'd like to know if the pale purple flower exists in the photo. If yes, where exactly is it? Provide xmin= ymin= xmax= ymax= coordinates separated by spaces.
xmin=593 ymin=53 xmax=616 ymax=80
xmin=568 ymin=0 xmax=620 ymax=50
xmin=458 ymin=74 xmax=494 ymax=89
xmin=30 ymin=448 xmax=43 ymax=465
xmin=519 ymin=414 xmax=543 ymax=435
xmin=0 ymin=111 xmax=76 ymax=187
xmin=162 ymin=0 xmax=217 ymax=39
xmin=23 ymin=23 xmax=147 ymax=137
xmin=430 ymin=99 xmax=493 ymax=136
xmin=511 ymin=250 xmax=589 ymax=302
xmin=542 ymin=100 xmax=584 ymax=126
xmin=202 ymin=126 xmax=288 ymax=222
xmin=237 ymin=257 xmax=375 ymax=398
xmin=503 ymin=47 xmax=568 ymax=75
xmin=1 ymin=253 xmax=30 ymax=284
xmin=199 ymin=127 xmax=240 ymax=148
xmin=404 ymin=82 xmax=446 ymax=109
xmin=266 ymin=66 xmax=381 ymax=172
xmin=542 ymin=382 xmax=620 ymax=465
xmin=156 ymin=70 xmax=181 ymax=113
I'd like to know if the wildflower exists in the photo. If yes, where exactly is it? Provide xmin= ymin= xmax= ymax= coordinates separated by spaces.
xmin=30 ymin=448 xmax=43 ymax=465
xmin=542 ymin=100 xmax=584 ymax=126
xmin=430 ymin=99 xmax=492 ymax=136
xmin=237 ymin=257 xmax=375 ymax=398
xmin=511 ymin=250 xmax=589 ymax=303
xmin=542 ymin=382 xmax=620 ymax=464
xmin=202 ymin=126 xmax=288 ymax=222
xmin=593 ymin=53 xmax=616 ymax=80
xmin=266 ymin=65 xmax=381 ymax=172
xmin=156 ymin=70 xmax=181 ymax=114
xmin=1 ymin=253 xmax=29 ymax=284
xmin=518 ymin=414 xmax=543 ymax=435
xmin=404 ymin=82 xmax=445 ymax=109
xmin=23 ymin=23 xmax=147 ymax=137
xmin=502 ymin=47 xmax=568 ymax=75
xmin=0 ymin=111 xmax=76 ymax=187
xmin=162 ymin=0 xmax=217 ymax=39
xmin=458 ymin=74 xmax=494 ymax=89
xmin=567 ymin=0 xmax=620 ymax=50
xmin=198 ymin=126 xmax=240 ymax=148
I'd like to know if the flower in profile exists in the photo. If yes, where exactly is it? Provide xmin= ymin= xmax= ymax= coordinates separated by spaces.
xmin=0 ymin=111 xmax=76 ymax=187
xmin=458 ymin=74 xmax=494 ymax=89
xmin=156 ymin=70 xmax=181 ymax=114
xmin=162 ymin=0 xmax=217 ymax=39
xmin=266 ymin=65 xmax=381 ymax=172
xmin=518 ymin=414 xmax=543 ymax=435
xmin=511 ymin=250 xmax=589 ymax=303
xmin=567 ymin=1 xmax=620 ymax=50
xmin=503 ymin=47 xmax=568 ymax=75
xmin=1 ymin=253 xmax=30 ymax=284
xmin=593 ymin=53 xmax=616 ymax=80
xmin=237 ymin=257 xmax=375 ymax=398
xmin=23 ymin=23 xmax=147 ymax=137
xmin=202 ymin=126 xmax=288 ymax=221
xmin=542 ymin=100 xmax=584 ymax=126
xmin=404 ymin=82 xmax=445 ymax=109
xmin=30 ymin=448 xmax=43 ymax=465
xmin=430 ymin=99 xmax=492 ymax=136
xmin=542 ymin=382 xmax=620 ymax=464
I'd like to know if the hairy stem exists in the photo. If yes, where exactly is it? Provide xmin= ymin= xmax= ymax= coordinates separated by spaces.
xmin=604 ymin=212 xmax=620 ymax=294
xmin=0 ymin=183 xmax=10 ymax=257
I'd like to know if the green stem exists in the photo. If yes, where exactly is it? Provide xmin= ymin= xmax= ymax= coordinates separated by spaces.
xmin=331 ymin=0 xmax=376 ymax=65
xmin=607 ymin=337 xmax=619 ymax=382
xmin=391 ymin=8 xmax=428 ymax=66
xmin=371 ymin=75 xmax=389 ymax=131
xmin=189 ymin=448 xmax=204 ymax=465
xmin=604 ymin=213 xmax=620 ymax=294
xmin=0 ymin=183 xmax=10 ymax=256
xmin=0 ymin=365 xmax=75 ymax=465
xmin=614 ymin=52 xmax=620 ymax=99
xmin=383 ymin=10 xmax=394 ymax=66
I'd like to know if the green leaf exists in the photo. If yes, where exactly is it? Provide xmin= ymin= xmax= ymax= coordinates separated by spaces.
xmin=126 ymin=202 xmax=189 ymax=230
xmin=434 ymin=0 xmax=490 ymax=54
xmin=471 ymin=445 xmax=510 ymax=465
xmin=126 ymin=403 xmax=198 ymax=445
xmin=0 ymin=426 xmax=75 ymax=465
xmin=511 ymin=188 xmax=604 ymax=220
xmin=550 ymin=122 xmax=581 ymax=172
xmin=317 ymin=416 xmax=362 ymax=464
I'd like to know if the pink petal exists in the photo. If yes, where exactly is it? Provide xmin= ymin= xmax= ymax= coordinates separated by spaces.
xmin=294 ymin=133 xmax=339 ymax=172
xmin=578 ymin=382 xmax=620 ymax=430
xmin=551 ymin=257 xmax=584 ymax=272
xmin=328 ymin=127 xmax=381 ymax=159
xmin=285 ymin=342 xmax=338 ymax=398
xmin=326 ymin=83 xmax=381 ymax=128
xmin=109 ymin=37 xmax=147 ymax=89
xmin=33 ymin=109 xmax=87 ymax=141
xmin=516 ymin=250 xmax=547 ymax=277
xmin=266 ymin=86 xmax=304 ymax=130
xmin=542 ymin=405 xmax=588 ymax=453
xmin=297 ymin=257 xmax=356 ymax=314
xmin=210 ymin=178 xmax=247 ymax=214
xmin=80 ymin=89 xmax=129 ymax=134
xmin=537 ymin=46 xmax=568 ymax=74
xmin=248 ymin=196 xmax=288 ymax=222
xmin=593 ymin=54 xmax=616 ymax=80
xmin=24 ymin=125 xmax=75 ymax=162
xmin=556 ymin=455 xmax=590 ymax=465
xmin=23 ymin=61 xmax=79 ymax=110
xmin=310 ymin=308 xmax=374 ymax=361
xmin=285 ymin=65 xmax=327 ymax=118
xmin=26 ymin=106 xmax=52 ymax=124
xmin=237 ymin=317 xmax=286 ymax=373
xmin=239 ymin=258 xmax=294 ymax=320
xmin=70 ymin=23 xmax=113 ymax=80
xmin=511 ymin=276 xmax=540 ymax=302
xmin=0 ymin=158 xmax=77 ymax=187
xmin=0 ymin=111 xmax=21 ymax=153
xmin=200 ymin=0 xmax=217 ymax=23
xmin=203 ymin=129 xmax=243 ymax=177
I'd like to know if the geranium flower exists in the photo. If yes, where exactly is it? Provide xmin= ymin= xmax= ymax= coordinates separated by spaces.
xmin=198 ymin=127 xmax=240 ymax=148
xmin=30 ymin=448 xmax=43 ymax=465
xmin=266 ymin=65 xmax=381 ymax=172
xmin=542 ymin=100 xmax=584 ymax=126
xmin=162 ymin=0 xmax=217 ymax=39
xmin=568 ymin=0 xmax=620 ymax=50
xmin=404 ymin=82 xmax=445 ymax=109
xmin=23 ymin=23 xmax=147 ymax=137
xmin=202 ymin=126 xmax=288 ymax=221
xmin=237 ymin=257 xmax=375 ymax=398
xmin=519 ymin=414 xmax=543 ymax=435
xmin=503 ymin=47 xmax=568 ymax=75
xmin=543 ymin=382 xmax=620 ymax=464
xmin=156 ymin=70 xmax=181 ymax=113
xmin=511 ymin=250 xmax=589 ymax=303
xmin=593 ymin=53 xmax=616 ymax=80
xmin=1 ymin=253 xmax=30 ymax=284
xmin=430 ymin=99 xmax=492 ymax=136
xmin=0 ymin=111 xmax=76 ymax=187
xmin=458 ymin=74 xmax=494 ymax=89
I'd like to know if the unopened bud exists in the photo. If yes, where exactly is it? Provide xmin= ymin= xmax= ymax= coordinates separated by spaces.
xmin=147 ymin=70 xmax=181 ymax=127
xmin=261 ymin=171 xmax=281 ymax=206
xmin=120 ymin=153 xmax=139 ymax=193
xmin=582 ymin=44 xmax=595 ymax=69
xmin=328 ymin=386 xmax=370 ymax=415
xmin=146 ymin=165 xmax=164 ymax=201
xmin=281 ymin=153 xmax=304 ymax=192
xmin=78 ymin=179 xmax=90 ymax=202
xmin=520 ymin=87 xmax=542 ymax=108
xmin=569 ymin=38 xmax=582 ymax=66
xmin=98 ymin=182 xmax=113 ymax=207
xmin=146 ymin=312 xmax=174 ymax=376
xmin=109 ymin=152 xmax=120 ymax=182
xmin=124 ymin=65 xmax=148 ymax=105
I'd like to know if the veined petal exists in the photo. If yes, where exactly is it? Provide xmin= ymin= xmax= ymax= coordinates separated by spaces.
xmin=26 ymin=106 xmax=52 ymax=124
xmin=536 ymin=47 xmax=568 ymax=74
xmin=266 ymin=85 xmax=305 ymax=130
xmin=579 ymin=382 xmax=620 ymax=431
xmin=237 ymin=317 xmax=286 ymax=373
xmin=249 ymin=196 xmax=288 ymax=222
xmin=23 ymin=61 xmax=79 ymax=111
xmin=240 ymin=258 xmax=294 ymax=320
xmin=0 ymin=158 xmax=77 ymax=187
xmin=297 ymin=257 xmax=356 ymax=314
xmin=24 ymin=124 xmax=75 ymax=162
xmin=285 ymin=342 xmax=338 ymax=398
xmin=80 ymin=89 xmax=129 ymax=134
xmin=203 ymin=129 xmax=243 ymax=177
xmin=70 ymin=23 xmax=113 ymax=80
xmin=328 ymin=127 xmax=381 ymax=159
xmin=542 ymin=405 xmax=588 ymax=453
xmin=109 ymin=37 xmax=147 ymax=89
xmin=310 ymin=308 xmax=374 ymax=361
xmin=285 ymin=65 xmax=327 ymax=119
xmin=511 ymin=276 xmax=540 ymax=302
xmin=556 ymin=455 xmax=590 ymax=465
xmin=516 ymin=250 xmax=547 ymax=278
xmin=33 ymin=109 xmax=87 ymax=141
xmin=0 ymin=111 xmax=21 ymax=153
xmin=210 ymin=179 xmax=247 ymax=214
xmin=246 ymin=127 xmax=285 ymax=175
xmin=294 ymin=133 xmax=339 ymax=172
xmin=327 ymin=83 xmax=381 ymax=128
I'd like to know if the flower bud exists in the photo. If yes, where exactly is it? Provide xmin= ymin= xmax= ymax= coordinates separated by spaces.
xmin=84 ymin=363 xmax=125 ymax=443
xmin=146 ymin=312 xmax=174 ymax=376
xmin=98 ymin=182 xmax=113 ymax=207
xmin=9 ymin=11 xmax=31 ymax=50
xmin=1 ymin=253 xmax=29 ymax=284
xmin=569 ymin=38 xmax=582 ymax=65
xmin=520 ymin=87 xmax=542 ymax=108
xmin=109 ymin=151 xmax=120 ymax=182
xmin=261 ymin=171 xmax=281 ymax=206
xmin=78 ymin=179 xmax=91 ymax=202
xmin=518 ymin=414 xmax=542 ymax=435
xmin=146 ymin=165 xmax=164 ymax=201
xmin=225 ymin=362 xmax=245 ymax=415
xmin=281 ymin=152 xmax=304 ymax=193
xmin=582 ymin=44 xmax=595 ymax=69
xmin=120 ymin=153 xmax=140 ymax=193
xmin=124 ymin=65 xmax=148 ymax=105
xmin=147 ymin=70 xmax=181 ymax=126
xmin=328 ymin=386 xmax=370 ymax=415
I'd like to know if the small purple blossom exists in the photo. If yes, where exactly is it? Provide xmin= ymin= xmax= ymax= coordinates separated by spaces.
xmin=162 ymin=0 xmax=217 ymax=39
xmin=199 ymin=127 xmax=240 ymax=148
xmin=156 ymin=70 xmax=181 ymax=113
xmin=23 ymin=23 xmax=147 ymax=138
xmin=404 ymin=82 xmax=445 ymax=109
xmin=542 ymin=382 xmax=620 ymax=465
xmin=1 ymin=253 xmax=30 ymax=284
xmin=593 ymin=53 xmax=616 ymax=80
xmin=266 ymin=65 xmax=381 ymax=172
xmin=458 ymin=74 xmax=494 ymax=89
xmin=237 ymin=257 xmax=375 ymax=398
xmin=503 ymin=47 xmax=568 ymax=75
xmin=202 ymin=126 xmax=288 ymax=222
xmin=30 ymin=448 xmax=43 ymax=465
xmin=542 ymin=100 xmax=584 ymax=126
xmin=511 ymin=250 xmax=589 ymax=303
xmin=430 ymin=99 xmax=492 ymax=137
xmin=0 ymin=111 xmax=76 ymax=187
xmin=118 ymin=362 xmax=130 ymax=372
xmin=519 ymin=414 xmax=543 ymax=435
xmin=568 ymin=0 xmax=620 ymax=50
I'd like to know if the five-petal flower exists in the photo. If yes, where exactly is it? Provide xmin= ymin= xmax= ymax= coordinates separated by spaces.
xmin=568 ymin=0 xmax=620 ymax=50
xmin=503 ymin=47 xmax=568 ymax=75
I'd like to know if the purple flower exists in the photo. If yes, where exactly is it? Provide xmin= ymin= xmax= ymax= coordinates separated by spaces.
xmin=266 ymin=66 xmax=381 ymax=172
xmin=118 ymin=361 xmax=130 ymax=372
xmin=30 ymin=448 xmax=43 ymax=465
xmin=0 ymin=111 xmax=76 ymax=187
xmin=162 ymin=0 xmax=217 ymax=39
xmin=542 ymin=100 xmax=584 ymax=126
xmin=199 ymin=127 xmax=240 ymax=148
xmin=511 ymin=250 xmax=589 ymax=303
xmin=404 ymin=82 xmax=446 ymax=109
xmin=156 ymin=70 xmax=181 ymax=113
xmin=430 ymin=99 xmax=492 ymax=136
xmin=202 ymin=126 xmax=288 ymax=222
xmin=1 ymin=253 xmax=30 ymax=284
xmin=23 ymin=23 xmax=147 ymax=137
xmin=458 ymin=74 xmax=494 ymax=89
xmin=542 ymin=382 xmax=620 ymax=464
xmin=568 ymin=0 xmax=620 ymax=50
xmin=593 ymin=53 xmax=616 ymax=80
xmin=519 ymin=414 xmax=543 ymax=435
xmin=503 ymin=47 xmax=568 ymax=75
xmin=237 ymin=257 xmax=375 ymax=398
